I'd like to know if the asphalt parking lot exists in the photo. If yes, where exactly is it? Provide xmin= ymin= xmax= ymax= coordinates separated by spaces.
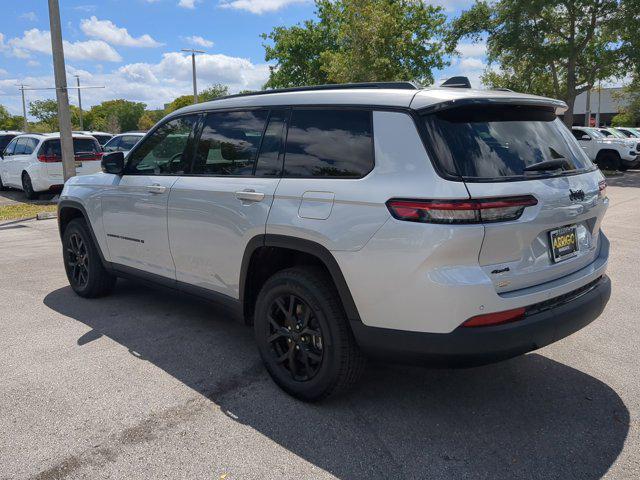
xmin=1 ymin=173 xmax=639 ymax=480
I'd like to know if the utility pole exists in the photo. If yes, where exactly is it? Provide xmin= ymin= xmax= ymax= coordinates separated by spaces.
xmin=48 ymin=0 xmax=76 ymax=181
xmin=16 ymin=84 xmax=29 ymax=132
xmin=181 ymin=48 xmax=205 ymax=104
xmin=585 ymin=89 xmax=591 ymax=127
xmin=596 ymin=80 xmax=602 ymax=127
xmin=74 ymin=75 xmax=83 ymax=130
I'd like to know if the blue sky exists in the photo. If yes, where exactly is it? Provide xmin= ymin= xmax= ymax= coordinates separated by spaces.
xmin=0 ymin=0 xmax=484 ymax=117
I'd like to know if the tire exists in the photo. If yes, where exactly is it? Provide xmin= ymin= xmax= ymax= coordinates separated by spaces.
xmin=254 ymin=266 xmax=366 ymax=401
xmin=0 ymin=174 xmax=6 ymax=191
xmin=62 ymin=218 xmax=116 ymax=298
xmin=597 ymin=152 xmax=621 ymax=171
xmin=21 ymin=172 xmax=38 ymax=200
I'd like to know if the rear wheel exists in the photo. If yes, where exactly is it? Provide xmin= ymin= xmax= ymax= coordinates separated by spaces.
xmin=62 ymin=218 xmax=116 ymax=298
xmin=0 ymin=174 xmax=6 ymax=191
xmin=254 ymin=267 xmax=366 ymax=401
xmin=21 ymin=172 xmax=38 ymax=200
xmin=597 ymin=152 xmax=621 ymax=171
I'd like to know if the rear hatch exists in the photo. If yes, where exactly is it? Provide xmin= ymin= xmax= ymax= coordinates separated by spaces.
xmin=420 ymin=103 xmax=607 ymax=293
xmin=39 ymin=137 xmax=103 ymax=177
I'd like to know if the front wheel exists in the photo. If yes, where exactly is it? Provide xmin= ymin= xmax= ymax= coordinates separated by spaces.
xmin=21 ymin=172 xmax=38 ymax=200
xmin=597 ymin=152 xmax=621 ymax=171
xmin=254 ymin=267 xmax=366 ymax=401
xmin=62 ymin=218 xmax=116 ymax=298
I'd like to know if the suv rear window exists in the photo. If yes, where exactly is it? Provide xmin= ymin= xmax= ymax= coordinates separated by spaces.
xmin=284 ymin=109 xmax=373 ymax=178
xmin=421 ymin=105 xmax=593 ymax=181
xmin=41 ymin=138 xmax=101 ymax=156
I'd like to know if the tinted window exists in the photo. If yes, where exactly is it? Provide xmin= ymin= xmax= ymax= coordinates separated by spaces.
xmin=41 ymin=138 xmax=101 ymax=156
xmin=572 ymin=129 xmax=587 ymax=140
xmin=126 ymin=115 xmax=197 ymax=175
xmin=3 ymin=138 xmax=17 ymax=156
xmin=14 ymin=138 xmax=28 ymax=155
xmin=93 ymin=135 xmax=112 ymax=145
xmin=120 ymin=135 xmax=141 ymax=150
xmin=102 ymin=136 xmax=121 ymax=152
xmin=284 ymin=109 xmax=373 ymax=178
xmin=192 ymin=110 xmax=268 ymax=176
xmin=421 ymin=105 xmax=593 ymax=180
xmin=255 ymin=110 xmax=287 ymax=176
xmin=0 ymin=135 xmax=16 ymax=152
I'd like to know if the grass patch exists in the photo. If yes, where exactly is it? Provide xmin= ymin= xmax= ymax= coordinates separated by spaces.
xmin=0 ymin=204 xmax=57 ymax=222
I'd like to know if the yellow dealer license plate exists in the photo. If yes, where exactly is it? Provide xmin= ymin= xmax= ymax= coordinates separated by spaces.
xmin=550 ymin=225 xmax=579 ymax=263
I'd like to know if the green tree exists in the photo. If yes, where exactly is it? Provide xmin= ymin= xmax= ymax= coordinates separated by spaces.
xmin=262 ymin=0 xmax=451 ymax=88
xmin=28 ymin=99 xmax=59 ymax=129
xmin=611 ymin=79 xmax=640 ymax=126
xmin=164 ymin=84 xmax=230 ymax=114
xmin=87 ymin=99 xmax=146 ymax=132
xmin=138 ymin=110 xmax=165 ymax=130
xmin=0 ymin=105 xmax=23 ymax=130
xmin=451 ymin=0 xmax=631 ymax=126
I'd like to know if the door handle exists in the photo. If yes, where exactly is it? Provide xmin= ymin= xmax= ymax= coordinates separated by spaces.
xmin=235 ymin=189 xmax=265 ymax=202
xmin=146 ymin=184 xmax=167 ymax=194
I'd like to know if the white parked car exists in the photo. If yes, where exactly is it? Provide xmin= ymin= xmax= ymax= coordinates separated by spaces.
xmin=102 ymin=132 xmax=145 ymax=157
xmin=73 ymin=130 xmax=113 ymax=147
xmin=571 ymin=126 xmax=639 ymax=170
xmin=58 ymin=81 xmax=611 ymax=400
xmin=614 ymin=127 xmax=640 ymax=138
xmin=0 ymin=133 xmax=103 ymax=199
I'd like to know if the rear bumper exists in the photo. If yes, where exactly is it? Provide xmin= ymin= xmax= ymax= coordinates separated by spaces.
xmin=351 ymin=275 xmax=611 ymax=367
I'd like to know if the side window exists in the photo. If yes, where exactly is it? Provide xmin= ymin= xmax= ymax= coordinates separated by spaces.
xmin=14 ymin=138 xmax=28 ymax=155
xmin=284 ymin=109 xmax=374 ymax=178
xmin=572 ymin=129 xmax=585 ymax=140
xmin=103 ymin=136 xmax=121 ymax=152
xmin=192 ymin=110 xmax=268 ymax=176
xmin=0 ymin=135 xmax=15 ymax=152
xmin=120 ymin=136 xmax=140 ymax=151
xmin=3 ymin=138 xmax=18 ymax=156
xmin=255 ymin=109 xmax=287 ymax=176
xmin=23 ymin=138 xmax=38 ymax=155
xmin=125 ymin=115 xmax=198 ymax=175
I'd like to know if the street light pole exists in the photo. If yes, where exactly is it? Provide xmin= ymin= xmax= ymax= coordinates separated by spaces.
xmin=48 ymin=0 xmax=76 ymax=181
xmin=16 ymin=84 xmax=29 ymax=132
xmin=181 ymin=48 xmax=205 ymax=104
xmin=74 ymin=75 xmax=83 ymax=130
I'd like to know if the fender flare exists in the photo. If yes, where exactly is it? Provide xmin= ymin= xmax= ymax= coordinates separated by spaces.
xmin=57 ymin=199 xmax=110 ymax=267
xmin=239 ymin=234 xmax=362 ymax=323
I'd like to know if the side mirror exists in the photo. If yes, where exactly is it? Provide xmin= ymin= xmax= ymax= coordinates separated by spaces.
xmin=101 ymin=151 xmax=125 ymax=175
xmin=580 ymin=135 xmax=591 ymax=141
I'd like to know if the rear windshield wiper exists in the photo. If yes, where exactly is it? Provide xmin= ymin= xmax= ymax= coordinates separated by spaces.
xmin=523 ymin=159 xmax=571 ymax=172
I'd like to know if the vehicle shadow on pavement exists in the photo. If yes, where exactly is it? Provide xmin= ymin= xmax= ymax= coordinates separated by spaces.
xmin=44 ymin=281 xmax=629 ymax=480
xmin=606 ymin=169 xmax=640 ymax=188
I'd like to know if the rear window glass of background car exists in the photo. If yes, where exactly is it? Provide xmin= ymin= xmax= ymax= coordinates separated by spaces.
xmin=255 ymin=109 xmax=287 ymax=176
xmin=41 ymin=138 xmax=101 ymax=156
xmin=283 ymin=109 xmax=374 ymax=178
xmin=119 ymin=136 xmax=141 ymax=150
xmin=421 ymin=105 xmax=593 ymax=180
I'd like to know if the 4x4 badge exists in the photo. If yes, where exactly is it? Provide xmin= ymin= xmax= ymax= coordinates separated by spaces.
xmin=569 ymin=189 xmax=585 ymax=201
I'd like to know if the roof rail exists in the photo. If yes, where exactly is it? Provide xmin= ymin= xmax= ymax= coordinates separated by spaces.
xmin=441 ymin=76 xmax=472 ymax=89
xmin=215 ymin=81 xmax=420 ymax=101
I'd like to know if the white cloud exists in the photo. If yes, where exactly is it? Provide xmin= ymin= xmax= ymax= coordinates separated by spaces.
xmin=27 ymin=60 xmax=40 ymax=67
xmin=459 ymin=57 xmax=485 ymax=69
xmin=178 ymin=0 xmax=199 ymax=8
xmin=456 ymin=42 xmax=487 ymax=58
xmin=184 ymin=35 xmax=214 ymax=48
xmin=74 ymin=5 xmax=97 ymax=12
xmin=219 ymin=0 xmax=308 ymax=14
xmin=80 ymin=17 xmax=163 ymax=48
xmin=20 ymin=12 xmax=38 ymax=22
xmin=7 ymin=29 xmax=122 ymax=62
xmin=0 ymin=68 xmax=7 ymax=77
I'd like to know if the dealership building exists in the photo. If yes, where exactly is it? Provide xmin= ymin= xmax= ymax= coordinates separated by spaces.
xmin=571 ymin=87 xmax=631 ymax=126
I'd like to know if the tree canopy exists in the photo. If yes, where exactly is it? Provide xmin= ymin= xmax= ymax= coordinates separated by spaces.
xmin=263 ymin=0 xmax=452 ymax=88
xmin=0 ymin=105 xmax=23 ymax=131
xmin=164 ymin=84 xmax=229 ymax=113
xmin=450 ymin=0 xmax=634 ymax=125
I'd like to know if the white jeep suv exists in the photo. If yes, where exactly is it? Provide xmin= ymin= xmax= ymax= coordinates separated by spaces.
xmin=0 ymin=133 xmax=103 ymax=199
xmin=58 ymin=82 xmax=611 ymax=400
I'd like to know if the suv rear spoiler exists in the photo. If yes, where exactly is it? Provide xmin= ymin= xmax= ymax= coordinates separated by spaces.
xmin=412 ymin=94 xmax=568 ymax=116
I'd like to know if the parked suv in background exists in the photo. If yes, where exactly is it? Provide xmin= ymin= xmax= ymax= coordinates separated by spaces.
xmin=0 ymin=133 xmax=102 ymax=198
xmin=58 ymin=81 xmax=611 ymax=400
xmin=614 ymin=127 xmax=640 ymax=139
xmin=0 ymin=131 xmax=21 ymax=153
xmin=73 ymin=130 xmax=113 ymax=147
xmin=102 ymin=132 xmax=145 ymax=157
xmin=572 ymin=126 xmax=639 ymax=170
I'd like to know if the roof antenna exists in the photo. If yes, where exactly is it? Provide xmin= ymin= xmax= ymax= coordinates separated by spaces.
xmin=441 ymin=76 xmax=472 ymax=89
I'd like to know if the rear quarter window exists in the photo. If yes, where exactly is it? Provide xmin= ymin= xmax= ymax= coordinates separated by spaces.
xmin=283 ymin=109 xmax=373 ymax=178
xmin=421 ymin=105 xmax=594 ymax=181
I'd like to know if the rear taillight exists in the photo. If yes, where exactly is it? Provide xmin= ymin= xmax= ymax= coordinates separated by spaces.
xmin=462 ymin=307 xmax=526 ymax=328
xmin=37 ymin=154 xmax=60 ymax=163
xmin=598 ymin=180 xmax=607 ymax=199
xmin=386 ymin=196 xmax=538 ymax=224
